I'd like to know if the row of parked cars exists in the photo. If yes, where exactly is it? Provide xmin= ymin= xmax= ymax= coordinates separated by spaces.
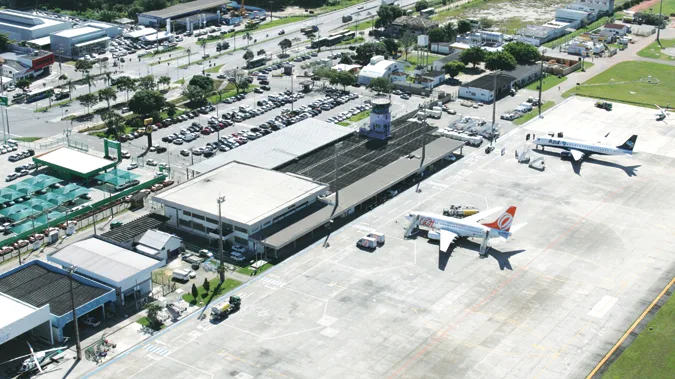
xmin=8 ymin=149 xmax=34 ymax=162
xmin=326 ymin=103 xmax=371 ymax=124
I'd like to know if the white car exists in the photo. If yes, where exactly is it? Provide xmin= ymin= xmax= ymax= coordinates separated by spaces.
xmin=82 ymin=315 xmax=100 ymax=327
xmin=146 ymin=159 xmax=158 ymax=166
xmin=199 ymin=249 xmax=214 ymax=258
xmin=232 ymin=244 xmax=247 ymax=253
xmin=230 ymin=252 xmax=245 ymax=261
xmin=126 ymin=163 xmax=138 ymax=170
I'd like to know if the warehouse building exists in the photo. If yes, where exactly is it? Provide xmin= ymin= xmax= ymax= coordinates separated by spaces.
xmin=137 ymin=0 xmax=230 ymax=27
xmin=0 ymin=260 xmax=116 ymax=344
xmin=0 ymin=9 xmax=71 ymax=42
xmin=50 ymin=26 xmax=110 ymax=58
xmin=48 ymin=238 xmax=164 ymax=307
xmin=357 ymin=56 xmax=406 ymax=86
xmin=136 ymin=229 xmax=183 ymax=263
xmin=458 ymin=64 xmax=540 ymax=102
xmin=156 ymin=161 xmax=329 ymax=249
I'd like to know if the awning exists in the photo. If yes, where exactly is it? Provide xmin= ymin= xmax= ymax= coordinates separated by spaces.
xmin=74 ymin=36 xmax=111 ymax=48
xmin=94 ymin=169 xmax=140 ymax=186
xmin=22 ymin=174 xmax=61 ymax=190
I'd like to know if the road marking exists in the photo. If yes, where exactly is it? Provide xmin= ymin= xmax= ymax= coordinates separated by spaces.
xmin=585 ymin=274 xmax=675 ymax=379
xmin=587 ymin=295 xmax=618 ymax=318
xmin=143 ymin=344 xmax=170 ymax=356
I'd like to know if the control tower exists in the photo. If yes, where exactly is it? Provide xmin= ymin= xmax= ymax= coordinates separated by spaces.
xmin=359 ymin=97 xmax=391 ymax=140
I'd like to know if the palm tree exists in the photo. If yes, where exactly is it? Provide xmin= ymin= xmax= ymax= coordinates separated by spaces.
xmin=98 ymin=87 xmax=117 ymax=110
xmin=82 ymin=73 xmax=95 ymax=94
xmin=158 ymin=75 xmax=171 ymax=90
xmin=186 ymin=47 xmax=192 ymax=66
xmin=67 ymin=80 xmax=75 ymax=99
xmin=144 ymin=303 xmax=164 ymax=330
xmin=116 ymin=76 xmax=136 ymax=103
xmin=104 ymin=71 xmax=113 ymax=86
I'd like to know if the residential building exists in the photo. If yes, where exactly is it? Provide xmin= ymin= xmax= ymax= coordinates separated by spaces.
xmin=431 ymin=51 xmax=462 ymax=71
xmin=601 ymin=23 xmax=629 ymax=37
xmin=0 ymin=9 xmax=71 ymax=42
xmin=357 ymin=56 xmax=406 ymax=85
xmin=50 ymin=26 xmax=110 ymax=58
xmin=416 ymin=70 xmax=446 ymax=89
xmin=390 ymin=16 xmax=439 ymax=37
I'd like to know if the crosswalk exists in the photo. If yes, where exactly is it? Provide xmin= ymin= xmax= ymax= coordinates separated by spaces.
xmin=143 ymin=344 xmax=170 ymax=356
xmin=261 ymin=277 xmax=285 ymax=288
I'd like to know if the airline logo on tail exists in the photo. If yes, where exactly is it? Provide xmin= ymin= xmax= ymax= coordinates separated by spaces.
xmin=482 ymin=206 xmax=517 ymax=232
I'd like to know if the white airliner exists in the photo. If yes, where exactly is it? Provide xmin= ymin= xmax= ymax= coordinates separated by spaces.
xmin=533 ymin=134 xmax=637 ymax=162
xmin=405 ymin=206 xmax=518 ymax=253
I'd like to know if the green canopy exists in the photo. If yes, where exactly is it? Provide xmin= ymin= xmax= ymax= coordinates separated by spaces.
xmin=25 ymin=199 xmax=54 ymax=213
xmin=36 ymin=193 xmax=68 ymax=207
xmin=7 ymin=182 xmax=39 ymax=195
xmin=22 ymin=174 xmax=61 ymax=190
xmin=94 ymin=169 xmax=140 ymax=186
xmin=53 ymin=184 xmax=89 ymax=200
xmin=10 ymin=210 xmax=64 ymax=234
xmin=8 ymin=209 xmax=39 ymax=222
xmin=0 ymin=188 xmax=22 ymax=202
xmin=0 ymin=204 xmax=30 ymax=217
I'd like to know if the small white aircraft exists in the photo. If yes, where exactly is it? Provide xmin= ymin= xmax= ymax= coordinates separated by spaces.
xmin=0 ymin=342 xmax=66 ymax=376
xmin=405 ymin=206 xmax=519 ymax=254
xmin=655 ymin=103 xmax=670 ymax=122
xmin=533 ymin=134 xmax=637 ymax=162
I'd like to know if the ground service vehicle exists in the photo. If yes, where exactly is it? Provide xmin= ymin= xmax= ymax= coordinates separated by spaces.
xmin=366 ymin=232 xmax=386 ymax=244
xmin=357 ymin=237 xmax=378 ymax=249
xmin=172 ymin=269 xmax=191 ymax=282
xmin=595 ymin=101 xmax=613 ymax=111
xmin=443 ymin=205 xmax=479 ymax=218
xmin=211 ymin=296 xmax=241 ymax=320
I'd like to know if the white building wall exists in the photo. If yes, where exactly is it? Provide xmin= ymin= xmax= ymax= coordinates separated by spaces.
xmin=458 ymin=86 xmax=493 ymax=102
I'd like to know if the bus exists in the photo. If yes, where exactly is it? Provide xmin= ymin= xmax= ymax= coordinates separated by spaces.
xmin=329 ymin=29 xmax=350 ymax=38
xmin=311 ymin=37 xmax=329 ymax=48
xmin=26 ymin=87 xmax=54 ymax=104
xmin=246 ymin=56 xmax=268 ymax=69
xmin=420 ymin=8 xmax=435 ymax=16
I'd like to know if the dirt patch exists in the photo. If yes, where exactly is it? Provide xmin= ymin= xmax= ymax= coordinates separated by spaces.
xmin=630 ymin=0 xmax=662 ymax=12
xmin=463 ymin=0 xmax=574 ymax=23
xmin=272 ymin=6 xmax=308 ymax=17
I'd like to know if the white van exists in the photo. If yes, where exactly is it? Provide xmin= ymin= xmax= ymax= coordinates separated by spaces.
xmin=367 ymin=232 xmax=386 ymax=244
xmin=172 ymin=269 xmax=191 ymax=282
xmin=357 ymin=237 xmax=378 ymax=249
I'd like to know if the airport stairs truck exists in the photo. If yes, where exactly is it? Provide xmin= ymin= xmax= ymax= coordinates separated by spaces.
xmin=210 ymin=296 xmax=241 ymax=321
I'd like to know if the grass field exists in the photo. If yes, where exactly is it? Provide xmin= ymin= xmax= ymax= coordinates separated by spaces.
xmin=205 ymin=64 xmax=224 ymax=73
xmin=602 ymin=292 xmax=675 ymax=379
xmin=349 ymin=110 xmax=371 ymax=122
xmin=513 ymin=101 xmax=555 ymax=125
xmin=182 ymin=277 xmax=242 ymax=305
xmin=348 ymin=19 xmax=375 ymax=32
xmin=14 ymin=137 xmax=41 ymax=142
xmin=583 ymin=61 xmax=594 ymax=70
xmin=562 ymin=61 xmax=675 ymax=107
xmin=638 ymin=39 xmax=675 ymax=62
xmin=525 ymin=74 xmax=567 ymax=92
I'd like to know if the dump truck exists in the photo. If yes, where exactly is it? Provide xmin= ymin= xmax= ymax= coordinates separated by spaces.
xmin=443 ymin=205 xmax=479 ymax=218
xmin=595 ymin=101 xmax=612 ymax=111
xmin=210 ymin=296 xmax=241 ymax=320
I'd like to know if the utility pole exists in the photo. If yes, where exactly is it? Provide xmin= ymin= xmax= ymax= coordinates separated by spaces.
xmin=67 ymin=266 xmax=82 ymax=360
xmin=657 ymin=0 xmax=664 ymax=45
xmin=216 ymin=195 xmax=226 ymax=283
xmin=490 ymin=70 xmax=499 ymax=146
xmin=537 ymin=58 xmax=544 ymax=118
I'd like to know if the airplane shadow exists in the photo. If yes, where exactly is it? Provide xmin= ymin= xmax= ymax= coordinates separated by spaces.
xmin=531 ymin=149 xmax=640 ymax=177
xmin=459 ymin=240 xmax=526 ymax=271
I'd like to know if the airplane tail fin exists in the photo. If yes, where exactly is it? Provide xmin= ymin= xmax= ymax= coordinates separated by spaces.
xmin=482 ymin=206 xmax=516 ymax=232
xmin=617 ymin=135 xmax=637 ymax=152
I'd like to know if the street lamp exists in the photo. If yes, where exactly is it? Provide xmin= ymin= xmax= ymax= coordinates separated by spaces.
xmin=216 ymin=195 xmax=226 ymax=283
xmin=67 ymin=265 xmax=83 ymax=360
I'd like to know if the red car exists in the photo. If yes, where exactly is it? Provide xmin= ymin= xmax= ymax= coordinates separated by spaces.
xmin=200 ymin=128 xmax=212 ymax=135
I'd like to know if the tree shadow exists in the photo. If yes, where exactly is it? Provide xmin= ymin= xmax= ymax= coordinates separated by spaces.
xmin=462 ymin=66 xmax=485 ymax=76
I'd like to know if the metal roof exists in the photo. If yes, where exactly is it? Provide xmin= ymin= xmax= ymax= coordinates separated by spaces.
xmin=137 ymin=229 xmax=174 ymax=250
xmin=0 ymin=261 xmax=111 ymax=317
xmin=156 ymin=161 xmax=328 ymax=226
xmin=49 ymin=239 xmax=162 ymax=284
xmin=190 ymin=118 xmax=354 ymax=174
xmin=140 ymin=0 xmax=230 ymax=19
xmin=99 ymin=213 xmax=168 ymax=244
xmin=33 ymin=148 xmax=117 ymax=178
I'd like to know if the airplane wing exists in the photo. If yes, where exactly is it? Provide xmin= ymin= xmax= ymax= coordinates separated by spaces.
xmin=440 ymin=229 xmax=458 ymax=252
xmin=569 ymin=149 xmax=585 ymax=162
xmin=462 ymin=207 xmax=502 ymax=224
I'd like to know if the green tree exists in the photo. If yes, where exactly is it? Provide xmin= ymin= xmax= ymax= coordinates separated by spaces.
xmin=368 ymin=77 xmax=393 ymax=94
xmin=74 ymin=60 xmax=94 ymax=77
xmin=457 ymin=19 xmax=472 ymax=34
xmin=203 ymin=278 xmax=210 ymax=293
xmin=115 ymin=76 xmax=137 ymax=103
xmin=182 ymin=85 xmax=207 ymax=106
xmin=101 ymin=111 xmax=125 ymax=137
xmin=257 ymin=49 xmax=266 ymax=56
xmin=459 ymin=46 xmax=486 ymax=67
xmin=165 ymin=102 xmax=177 ymax=118
xmin=0 ymin=32 xmax=13 ymax=52
xmin=243 ymin=50 xmax=254 ymax=61
xmin=142 ymin=0 xmax=168 ymax=12
xmin=224 ymin=69 xmax=249 ymax=94
xmin=158 ymin=75 xmax=171 ymax=90
xmin=382 ymin=38 xmax=400 ymax=55
xmin=484 ymin=51 xmax=517 ymax=71
xmin=400 ymin=32 xmax=416 ymax=61
xmin=137 ymin=75 xmax=155 ymax=91
xmin=332 ymin=71 xmax=356 ymax=91
xmin=191 ymin=283 xmax=199 ymax=300
xmin=77 ymin=93 xmax=98 ymax=115
xmin=278 ymin=38 xmax=292 ymax=55
xmin=98 ymin=87 xmax=117 ymax=110
xmin=428 ymin=28 xmax=446 ymax=43
xmin=128 ymin=90 xmax=165 ymax=116
xmin=415 ymin=0 xmax=430 ymax=12
xmin=82 ymin=73 xmax=95 ymax=94
xmin=354 ymin=42 xmax=387 ymax=65
xmin=339 ymin=54 xmax=354 ymax=64
xmin=315 ymin=66 xmax=334 ymax=83
xmin=376 ymin=4 xmax=405 ymax=28
xmin=479 ymin=17 xmax=494 ymax=29
xmin=443 ymin=22 xmax=457 ymax=42
xmin=144 ymin=303 xmax=164 ymax=329
xmin=443 ymin=61 xmax=465 ymax=79
xmin=502 ymin=41 xmax=541 ymax=64
xmin=189 ymin=75 xmax=214 ymax=92
xmin=15 ymin=78 xmax=31 ymax=92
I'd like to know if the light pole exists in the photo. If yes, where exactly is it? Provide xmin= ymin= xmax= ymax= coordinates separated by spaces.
xmin=490 ymin=70 xmax=500 ymax=146
xmin=216 ymin=195 xmax=226 ymax=283
xmin=67 ymin=265 xmax=82 ymax=360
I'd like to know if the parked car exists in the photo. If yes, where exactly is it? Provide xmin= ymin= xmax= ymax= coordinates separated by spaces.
xmin=82 ymin=315 xmax=100 ymax=327
xmin=146 ymin=159 xmax=158 ymax=166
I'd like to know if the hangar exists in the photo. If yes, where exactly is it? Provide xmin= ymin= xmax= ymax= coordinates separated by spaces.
xmin=0 ymin=260 xmax=116 ymax=344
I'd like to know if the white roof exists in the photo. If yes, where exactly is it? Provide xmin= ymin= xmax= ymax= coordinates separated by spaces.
xmin=53 ymin=26 xmax=102 ymax=38
xmin=190 ymin=118 xmax=353 ymax=173
xmin=0 ymin=292 xmax=38 ymax=329
xmin=332 ymin=64 xmax=361 ymax=72
xmin=155 ymin=162 xmax=328 ymax=226
xmin=28 ymin=36 xmax=52 ymax=46
xmin=34 ymin=148 xmax=113 ymax=175
xmin=359 ymin=60 xmax=400 ymax=79
xmin=74 ymin=36 xmax=110 ymax=47
xmin=0 ymin=10 xmax=65 ymax=31
xmin=142 ymin=32 xmax=173 ymax=42
xmin=124 ymin=28 xmax=158 ymax=39
xmin=136 ymin=244 xmax=160 ymax=256
xmin=138 ymin=229 xmax=174 ymax=250
xmin=49 ymin=239 xmax=162 ymax=283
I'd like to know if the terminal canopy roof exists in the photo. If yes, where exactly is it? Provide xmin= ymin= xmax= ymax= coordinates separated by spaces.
xmin=94 ymin=169 xmax=140 ymax=186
